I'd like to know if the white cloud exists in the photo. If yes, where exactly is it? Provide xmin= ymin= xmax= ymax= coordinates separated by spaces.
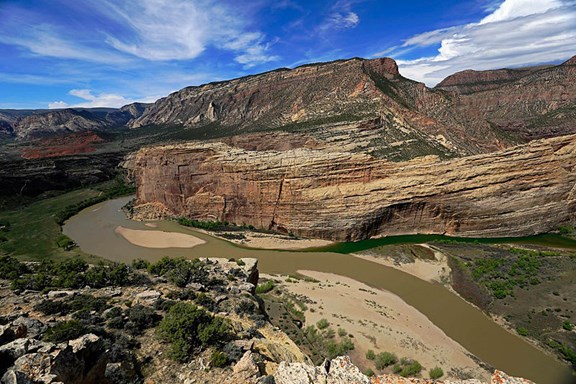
xmin=0 ymin=23 xmax=127 ymax=64
xmin=95 ymin=0 xmax=278 ymax=66
xmin=394 ymin=0 xmax=576 ymax=86
xmin=318 ymin=0 xmax=361 ymax=32
xmin=48 ymin=89 xmax=134 ymax=109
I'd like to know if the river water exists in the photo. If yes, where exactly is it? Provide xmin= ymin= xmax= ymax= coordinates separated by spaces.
xmin=63 ymin=196 xmax=575 ymax=384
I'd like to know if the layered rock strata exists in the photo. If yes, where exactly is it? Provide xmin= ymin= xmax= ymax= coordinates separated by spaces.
xmin=131 ymin=133 xmax=576 ymax=241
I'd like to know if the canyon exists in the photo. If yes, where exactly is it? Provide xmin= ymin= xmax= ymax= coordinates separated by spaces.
xmin=130 ymin=132 xmax=576 ymax=241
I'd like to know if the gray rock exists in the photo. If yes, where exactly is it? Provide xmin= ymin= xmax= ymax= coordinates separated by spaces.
xmin=135 ymin=290 xmax=161 ymax=304
xmin=232 ymin=351 xmax=260 ymax=378
xmin=1 ymin=370 xmax=34 ymax=384
xmin=12 ymin=317 xmax=46 ymax=338
xmin=46 ymin=291 xmax=76 ymax=299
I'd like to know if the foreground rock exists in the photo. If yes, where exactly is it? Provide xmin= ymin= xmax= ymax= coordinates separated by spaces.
xmin=274 ymin=357 xmax=533 ymax=384
xmin=131 ymin=133 xmax=576 ymax=241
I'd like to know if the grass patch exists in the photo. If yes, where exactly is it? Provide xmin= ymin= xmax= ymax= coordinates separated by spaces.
xmin=255 ymin=280 xmax=276 ymax=294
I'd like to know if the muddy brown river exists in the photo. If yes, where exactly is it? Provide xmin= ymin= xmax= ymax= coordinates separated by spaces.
xmin=63 ymin=196 xmax=575 ymax=384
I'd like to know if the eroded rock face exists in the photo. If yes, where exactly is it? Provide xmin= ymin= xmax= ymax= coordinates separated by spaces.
xmin=132 ymin=134 xmax=576 ymax=241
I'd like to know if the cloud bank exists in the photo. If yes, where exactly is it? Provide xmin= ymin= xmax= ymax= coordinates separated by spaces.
xmin=396 ymin=0 xmax=576 ymax=86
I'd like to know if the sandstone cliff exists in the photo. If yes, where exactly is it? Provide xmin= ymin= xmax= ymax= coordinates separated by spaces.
xmin=131 ymin=133 xmax=576 ymax=241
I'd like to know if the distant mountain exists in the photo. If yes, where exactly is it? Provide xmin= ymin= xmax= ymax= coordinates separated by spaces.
xmin=435 ymin=55 xmax=576 ymax=140
xmin=0 ymin=103 xmax=151 ymax=139
xmin=128 ymin=57 xmax=514 ymax=160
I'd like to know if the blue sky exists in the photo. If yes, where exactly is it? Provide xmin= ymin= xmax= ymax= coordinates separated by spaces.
xmin=0 ymin=0 xmax=574 ymax=109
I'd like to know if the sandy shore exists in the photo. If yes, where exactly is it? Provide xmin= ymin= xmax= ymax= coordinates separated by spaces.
xmin=115 ymin=226 xmax=206 ymax=249
xmin=272 ymin=270 xmax=490 ymax=381
xmin=210 ymin=230 xmax=333 ymax=250
xmin=351 ymin=244 xmax=451 ymax=285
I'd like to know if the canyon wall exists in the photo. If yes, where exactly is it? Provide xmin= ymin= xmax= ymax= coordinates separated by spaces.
xmin=132 ymin=133 xmax=576 ymax=241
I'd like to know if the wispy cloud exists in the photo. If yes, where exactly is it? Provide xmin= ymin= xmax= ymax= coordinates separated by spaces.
xmin=318 ymin=0 xmax=361 ymax=32
xmin=92 ymin=0 xmax=278 ymax=66
xmin=49 ymin=89 xmax=134 ymax=109
xmin=394 ymin=0 xmax=576 ymax=86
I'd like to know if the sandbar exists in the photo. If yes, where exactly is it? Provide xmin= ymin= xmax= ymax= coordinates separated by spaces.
xmin=115 ymin=226 xmax=206 ymax=249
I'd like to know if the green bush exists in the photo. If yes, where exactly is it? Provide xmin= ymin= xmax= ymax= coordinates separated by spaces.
xmin=429 ymin=366 xmax=444 ymax=379
xmin=43 ymin=320 xmax=89 ymax=342
xmin=337 ymin=328 xmax=347 ymax=337
xmin=210 ymin=350 xmax=229 ymax=368
xmin=56 ymin=235 xmax=75 ymax=250
xmin=563 ymin=321 xmax=575 ymax=331
xmin=364 ymin=368 xmax=375 ymax=377
xmin=132 ymin=259 xmax=150 ymax=270
xmin=34 ymin=300 xmax=71 ymax=315
xmin=375 ymin=351 xmax=398 ymax=370
xmin=365 ymin=349 xmax=376 ymax=360
xmin=157 ymin=302 xmax=231 ymax=362
xmin=399 ymin=359 xmax=422 ymax=377
xmin=149 ymin=257 xmax=208 ymax=288
xmin=125 ymin=304 xmax=160 ymax=335
xmin=516 ymin=326 xmax=529 ymax=336
xmin=316 ymin=318 xmax=329 ymax=330
xmin=0 ymin=256 xmax=30 ymax=280
xmin=255 ymin=280 xmax=275 ymax=294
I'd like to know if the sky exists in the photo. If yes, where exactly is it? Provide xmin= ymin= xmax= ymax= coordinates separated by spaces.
xmin=0 ymin=0 xmax=574 ymax=109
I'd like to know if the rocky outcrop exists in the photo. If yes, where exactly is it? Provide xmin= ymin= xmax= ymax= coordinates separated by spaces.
xmin=132 ymin=133 xmax=576 ymax=241
xmin=274 ymin=356 xmax=534 ymax=384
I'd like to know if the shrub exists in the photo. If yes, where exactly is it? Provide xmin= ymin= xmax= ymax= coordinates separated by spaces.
xmin=43 ymin=320 xmax=89 ymax=342
xmin=34 ymin=300 xmax=71 ymax=315
xmin=125 ymin=304 xmax=160 ymax=335
xmin=132 ymin=258 xmax=150 ymax=270
xmin=399 ymin=359 xmax=422 ymax=377
xmin=157 ymin=302 xmax=231 ymax=362
xmin=56 ymin=235 xmax=75 ymax=250
xmin=516 ymin=326 xmax=529 ymax=336
xmin=365 ymin=349 xmax=376 ymax=360
xmin=149 ymin=257 xmax=208 ymax=288
xmin=563 ymin=321 xmax=575 ymax=331
xmin=210 ymin=350 xmax=228 ymax=368
xmin=364 ymin=368 xmax=375 ymax=377
xmin=375 ymin=351 xmax=398 ymax=370
xmin=0 ymin=256 xmax=30 ymax=280
xmin=316 ymin=318 xmax=329 ymax=330
xmin=235 ymin=300 xmax=257 ymax=316
xmin=337 ymin=328 xmax=347 ymax=337
xmin=255 ymin=280 xmax=275 ymax=294
xmin=429 ymin=366 xmax=444 ymax=379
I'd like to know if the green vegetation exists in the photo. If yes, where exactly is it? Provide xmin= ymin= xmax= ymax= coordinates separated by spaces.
xmin=1 ymin=255 xmax=146 ymax=292
xmin=255 ymin=280 xmax=275 ymax=294
xmin=148 ymin=257 xmax=208 ymax=288
xmin=547 ymin=339 xmax=576 ymax=367
xmin=374 ymin=351 xmax=398 ymax=370
xmin=516 ymin=326 xmax=529 ymax=336
xmin=0 ymin=179 xmax=134 ymax=261
xmin=156 ymin=302 xmax=231 ymax=362
xmin=393 ymin=358 xmax=422 ymax=377
xmin=563 ymin=321 xmax=575 ymax=331
xmin=429 ymin=366 xmax=444 ymax=380
xmin=365 ymin=349 xmax=376 ymax=360
xmin=364 ymin=368 xmax=375 ymax=377
xmin=316 ymin=318 xmax=329 ymax=330
xmin=54 ymin=179 xmax=135 ymax=225
xmin=210 ymin=350 xmax=229 ymax=368
xmin=43 ymin=320 xmax=90 ymax=343
xmin=469 ymin=248 xmax=548 ymax=299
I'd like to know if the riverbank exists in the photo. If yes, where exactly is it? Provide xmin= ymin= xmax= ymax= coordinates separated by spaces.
xmin=267 ymin=270 xmax=491 ymax=380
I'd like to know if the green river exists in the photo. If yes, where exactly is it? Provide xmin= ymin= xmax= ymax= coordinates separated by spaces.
xmin=63 ymin=196 xmax=576 ymax=384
